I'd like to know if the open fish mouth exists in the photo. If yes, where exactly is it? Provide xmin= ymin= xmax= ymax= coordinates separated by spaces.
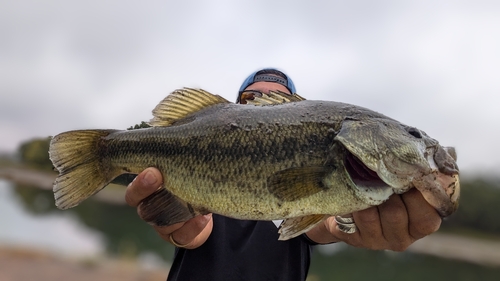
xmin=345 ymin=151 xmax=387 ymax=188
xmin=343 ymin=151 xmax=394 ymax=205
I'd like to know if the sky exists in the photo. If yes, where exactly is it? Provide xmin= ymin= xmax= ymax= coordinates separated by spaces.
xmin=1 ymin=0 xmax=499 ymax=176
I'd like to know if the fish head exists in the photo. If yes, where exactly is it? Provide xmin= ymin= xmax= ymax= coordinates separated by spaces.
xmin=335 ymin=118 xmax=460 ymax=217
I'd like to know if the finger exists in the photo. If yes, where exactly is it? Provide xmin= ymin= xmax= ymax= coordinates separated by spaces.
xmin=309 ymin=209 xmax=383 ymax=248
xmin=154 ymin=221 xmax=187 ymax=240
xmin=125 ymin=167 xmax=163 ymax=207
xmin=330 ymin=221 xmax=362 ymax=247
xmin=378 ymin=194 xmax=412 ymax=251
xmin=304 ymin=217 xmax=341 ymax=244
xmin=402 ymin=189 xmax=441 ymax=240
xmin=350 ymin=206 xmax=384 ymax=248
xmin=157 ymin=214 xmax=213 ymax=249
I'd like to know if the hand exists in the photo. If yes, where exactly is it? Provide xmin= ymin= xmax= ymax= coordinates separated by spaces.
xmin=306 ymin=188 xmax=441 ymax=251
xmin=125 ymin=167 xmax=213 ymax=249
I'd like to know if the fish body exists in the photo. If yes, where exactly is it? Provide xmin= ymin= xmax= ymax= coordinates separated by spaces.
xmin=49 ymin=89 xmax=460 ymax=240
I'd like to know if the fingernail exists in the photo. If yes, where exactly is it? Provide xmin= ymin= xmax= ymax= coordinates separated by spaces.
xmin=142 ymin=171 xmax=158 ymax=186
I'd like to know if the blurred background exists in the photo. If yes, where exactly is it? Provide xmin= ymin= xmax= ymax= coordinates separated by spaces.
xmin=1 ymin=1 xmax=500 ymax=280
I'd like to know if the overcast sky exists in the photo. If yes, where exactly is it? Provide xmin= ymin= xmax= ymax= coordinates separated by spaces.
xmin=1 ymin=0 xmax=499 ymax=175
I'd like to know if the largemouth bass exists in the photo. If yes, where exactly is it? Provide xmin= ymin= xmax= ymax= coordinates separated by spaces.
xmin=49 ymin=88 xmax=460 ymax=240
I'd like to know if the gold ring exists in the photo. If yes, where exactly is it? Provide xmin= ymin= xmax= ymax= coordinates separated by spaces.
xmin=168 ymin=234 xmax=190 ymax=248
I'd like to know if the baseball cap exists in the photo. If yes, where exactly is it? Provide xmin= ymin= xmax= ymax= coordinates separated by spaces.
xmin=237 ymin=68 xmax=297 ymax=103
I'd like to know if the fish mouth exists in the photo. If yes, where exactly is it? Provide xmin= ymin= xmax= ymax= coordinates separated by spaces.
xmin=345 ymin=151 xmax=386 ymax=188
xmin=344 ymin=151 xmax=394 ymax=205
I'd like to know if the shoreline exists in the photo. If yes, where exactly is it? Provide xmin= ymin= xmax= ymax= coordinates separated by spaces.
xmin=2 ymin=166 xmax=500 ymax=268
xmin=0 ymin=166 xmax=127 ymax=205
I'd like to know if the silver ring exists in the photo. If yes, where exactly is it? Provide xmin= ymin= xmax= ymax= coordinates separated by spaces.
xmin=335 ymin=215 xmax=354 ymax=224
xmin=335 ymin=215 xmax=357 ymax=234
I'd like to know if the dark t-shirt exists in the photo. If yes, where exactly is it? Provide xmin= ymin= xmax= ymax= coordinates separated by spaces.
xmin=167 ymin=214 xmax=315 ymax=281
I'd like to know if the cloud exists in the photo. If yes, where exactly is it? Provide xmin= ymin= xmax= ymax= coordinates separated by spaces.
xmin=1 ymin=1 xmax=499 ymax=173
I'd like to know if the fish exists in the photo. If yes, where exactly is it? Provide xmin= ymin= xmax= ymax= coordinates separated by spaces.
xmin=49 ymin=88 xmax=460 ymax=240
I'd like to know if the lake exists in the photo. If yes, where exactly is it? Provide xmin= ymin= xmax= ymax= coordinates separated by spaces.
xmin=0 ymin=180 xmax=104 ymax=257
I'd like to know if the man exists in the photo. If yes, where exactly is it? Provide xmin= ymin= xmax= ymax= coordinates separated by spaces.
xmin=125 ymin=68 xmax=442 ymax=280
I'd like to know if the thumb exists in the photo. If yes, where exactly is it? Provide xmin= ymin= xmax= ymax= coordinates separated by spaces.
xmin=125 ymin=168 xmax=163 ymax=207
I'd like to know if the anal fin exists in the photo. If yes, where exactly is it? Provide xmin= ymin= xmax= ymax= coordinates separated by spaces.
xmin=138 ymin=188 xmax=196 ymax=226
xmin=278 ymin=214 xmax=328 ymax=241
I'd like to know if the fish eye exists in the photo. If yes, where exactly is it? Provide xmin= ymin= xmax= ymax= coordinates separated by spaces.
xmin=407 ymin=127 xmax=422 ymax=139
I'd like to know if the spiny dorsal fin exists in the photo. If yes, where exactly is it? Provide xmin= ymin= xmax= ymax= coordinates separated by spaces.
xmin=246 ymin=91 xmax=306 ymax=106
xmin=149 ymin=88 xmax=230 ymax=127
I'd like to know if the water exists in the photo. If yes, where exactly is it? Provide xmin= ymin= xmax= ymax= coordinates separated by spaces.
xmin=0 ymin=180 xmax=104 ymax=257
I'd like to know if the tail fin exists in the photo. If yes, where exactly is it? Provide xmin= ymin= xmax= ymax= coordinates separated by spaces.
xmin=49 ymin=129 xmax=119 ymax=210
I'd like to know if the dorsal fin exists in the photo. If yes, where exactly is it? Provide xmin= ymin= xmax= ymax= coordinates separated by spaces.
xmin=246 ymin=91 xmax=306 ymax=106
xmin=149 ymin=88 xmax=230 ymax=127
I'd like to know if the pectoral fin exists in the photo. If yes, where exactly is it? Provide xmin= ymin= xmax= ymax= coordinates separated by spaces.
xmin=138 ymin=187 xmax=197 ymax=226
xmin=267 ymin=166 xmax=332 ymax=201
xmin=278 ymin=214 xmax=329 ymax=240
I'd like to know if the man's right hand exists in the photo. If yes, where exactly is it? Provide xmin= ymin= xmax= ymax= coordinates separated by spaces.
xmin=125 ymin=167 xmax=213 ymax=249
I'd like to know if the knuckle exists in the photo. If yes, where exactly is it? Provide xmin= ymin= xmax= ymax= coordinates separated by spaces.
xmin=379 ymin=208 xmax=407 ymax=226
xmin=411 ymin=216 xmax=441 ymax=239
xmin=383 ymin=209 xmax=407 ymax=225
xmin=192 ymin=216 xmax=210 ymax=231
xmin=379 ymin=202 xmax=407 ymax=224
xmin=355 ymin=208 xmax=379 ymax=224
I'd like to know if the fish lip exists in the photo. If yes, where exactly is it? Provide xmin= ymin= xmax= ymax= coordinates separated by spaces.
xmin=412 ymin=146 xmax=460 ymax=217
xmin=411 ymin=172 xmax=460 ymax=217
xmin=344 ymin=151 xmax=394 ymax=205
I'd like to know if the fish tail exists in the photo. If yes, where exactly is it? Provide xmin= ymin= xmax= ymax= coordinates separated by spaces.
xmin=49 ymin=129 xmax=120 ymax=210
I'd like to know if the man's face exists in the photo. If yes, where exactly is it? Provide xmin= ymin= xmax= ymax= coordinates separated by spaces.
xmin=239 ymin=81 xmax=291 ymax=104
